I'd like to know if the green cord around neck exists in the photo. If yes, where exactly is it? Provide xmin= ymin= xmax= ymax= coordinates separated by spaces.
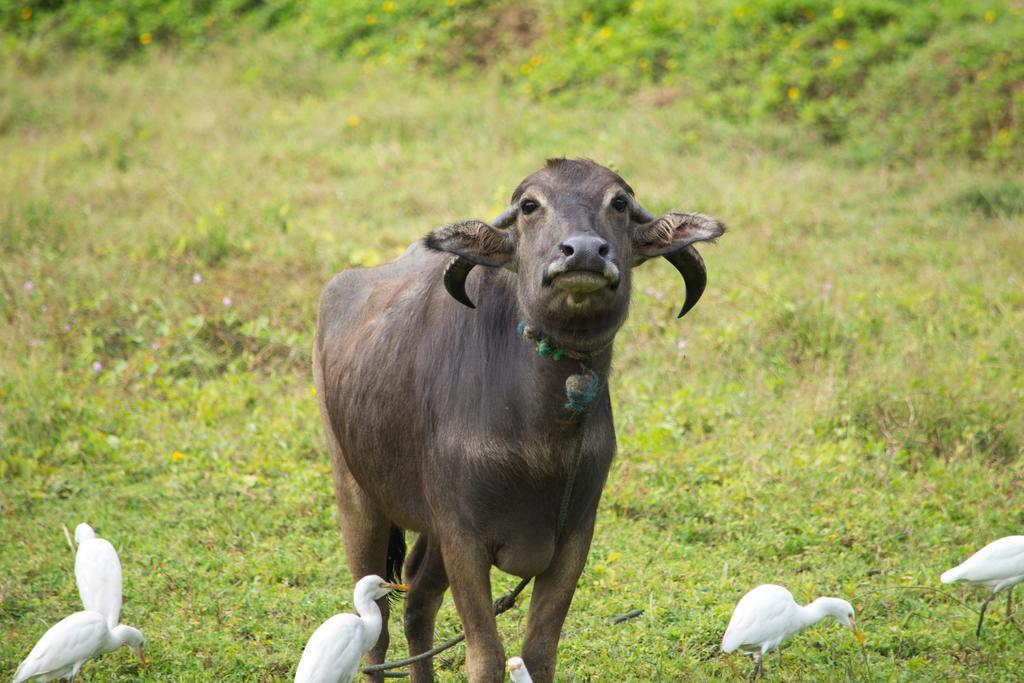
xmin=516 ymin=321 xmax=609 ymax=362
xmin=517 ymin=321 xmax=605 ymax=414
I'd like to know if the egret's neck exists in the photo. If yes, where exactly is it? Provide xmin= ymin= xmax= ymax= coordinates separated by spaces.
xmin=104 ymin=624 xmax=143 ymax=653
xmin=799 ymin=598 xmax=842 ymax=631
xmin=354 ymin=592 xmax=384 ymax=651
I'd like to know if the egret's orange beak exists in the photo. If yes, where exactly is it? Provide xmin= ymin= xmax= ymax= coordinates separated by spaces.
xmin=853 ymin=623 xmax=865 ymax=645
xmin=138 ymin=645 xmax=148 ymax=667
xmin=391 ymin=583 xmax=409 ymax=592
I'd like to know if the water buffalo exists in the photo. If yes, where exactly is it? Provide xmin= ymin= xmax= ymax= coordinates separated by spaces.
xmin=313 ymin=158 xmax=724 ymax=682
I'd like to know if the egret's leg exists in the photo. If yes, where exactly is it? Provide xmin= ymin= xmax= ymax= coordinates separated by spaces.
xmin=977 ymin=593 xmax=996 ymax=637
xmin=1007 ymin=586 xmax=1014 ymax=618
xmin=746 ymin=653 xmax=763 ymax=681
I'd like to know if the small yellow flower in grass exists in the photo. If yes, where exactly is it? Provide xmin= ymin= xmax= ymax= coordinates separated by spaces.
xmin=520 ymin=63 xmax=533 ymax=75
xmin=139 ymin=32 xmax=152 ymax=46
xmin=347 ymin=114 xmax=361 ymax=127
xmin=310 ymin=386 xmax=318 ymax=397
xmin=666 ymin=57 xmax=678 ymax=70
xmin=984 ymin=10 xmax=996 ymax=22
xmin=997 ymin=128 xmax=1009 ymax=141
xmin=20 ymin=6 xmax=31 ymax=20
xmin=788 ymin=38 xmax=801 ymax=52
xmin=832 ymin=7 xmax=844 ymax=20
xmin=171 ymin=451 xmax=184 ymax=462
xmin=707 ymin=15 xmax=718 ymax=27
xmin=598 ymin=26 xmax=613 ymax=39
xmin=631 ymin=1 xmax=643 ymax=12
xmin=830 ymin=55 xmax=843 ymax=69
xmin=788 ymin=86 xmax=800 ymax=101
xmin=366 ymin=13 xmax=377 ymax=24
xmin=382 ymin=1 xmax=396 ymax=13
xmin=581 ymin=10 xmax=592 ymax=22
xmin=834 ymin=38 xmax=849 ymax=50
xmin=529 ymin=54 xmax=542 ymax=67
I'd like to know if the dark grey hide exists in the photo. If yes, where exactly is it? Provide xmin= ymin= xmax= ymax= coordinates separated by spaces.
xmin=313 ymin=158 xmax=725 ymax=682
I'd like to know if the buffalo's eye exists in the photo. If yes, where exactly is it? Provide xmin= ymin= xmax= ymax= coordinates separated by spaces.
xmin=520 ymin=198 xmax=540 ymax=215
xmin=611 ymin=195 xmax=629 ymax=213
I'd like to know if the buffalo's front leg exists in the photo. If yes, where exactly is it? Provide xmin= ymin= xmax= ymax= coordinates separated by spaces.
xmin=404 ymin=534 xmax=449 ymax=682
xmin=442 ymin=540 xmax=505 ymax=682
xmin=519 ymin=517 xmax=596 ymax=682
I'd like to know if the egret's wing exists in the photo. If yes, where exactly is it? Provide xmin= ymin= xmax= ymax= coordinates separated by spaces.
xmin=722 ymin=585 xmax=795 ymax=653
xmin=76 ymin=538 xmax=123 ymax=629
xmin=294 ymin=614 xmax=364 ymax=683
xmin=14 ymin=612 xmax=107 ymax=683
xmin=944 ymin=536 xmax=1024 ymax=584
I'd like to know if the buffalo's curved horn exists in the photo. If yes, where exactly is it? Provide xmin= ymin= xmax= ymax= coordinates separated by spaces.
xmin=630 ymin=201 xmax=708 ymax=319
xmin=443 ymin=255 xmax=477 ymax=309
xmin=664 ymin=245 xmax=707 ymax=318
xmin=441 ymin=207 xmax=519 ymax=309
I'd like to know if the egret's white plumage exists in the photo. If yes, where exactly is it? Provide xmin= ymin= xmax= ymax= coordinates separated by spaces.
xmin=507 ymin=656 xmax=533 ymax=683
xmin=294 ymin=574 xmax=407 ymax=683
xmin=13 ymin=610 xmax=146 ymax=683
xmin=941 ymin=535 xmax=1024 ymax=636
xmin=722 ymin=584 xmax=862 ymax=678
xmin=74 ymin=523 xmax=123 ymax=629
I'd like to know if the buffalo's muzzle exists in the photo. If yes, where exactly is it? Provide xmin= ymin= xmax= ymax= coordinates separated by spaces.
xmin=545 ymin=235 xmax=620 ymax=291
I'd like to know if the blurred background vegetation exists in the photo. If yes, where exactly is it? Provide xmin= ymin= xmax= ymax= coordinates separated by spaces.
xmin=3 ymin=0 xmax=1022 ymax=166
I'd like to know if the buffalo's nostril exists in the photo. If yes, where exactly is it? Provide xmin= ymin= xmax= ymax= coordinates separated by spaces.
xmin=559 ymin=243 xmax=575 ymax=257
xmin=597 ymin=242 xmax=610 ymax=257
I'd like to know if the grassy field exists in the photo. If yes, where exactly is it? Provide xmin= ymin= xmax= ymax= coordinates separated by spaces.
xmin=2 ymin=36 xmax=1024 ymax=681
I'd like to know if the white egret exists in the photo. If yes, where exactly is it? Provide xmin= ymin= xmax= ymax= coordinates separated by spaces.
xmin=74 ymin=523 xmax=123 ymax=629
xmin=941 ymin=535 xmax=1024 ymax=636
xmin=721 ymin=584 xmax=863 ymax=679
xmin=507 ymin=656 xmax=533 ymax=682
xmin=294 ymin=574 xmax=407 ymax=683
xmin=13 ymin=610 xmax=146 ymax=683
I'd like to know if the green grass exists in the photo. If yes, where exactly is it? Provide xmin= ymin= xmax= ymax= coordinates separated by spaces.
xmin=2 ymin=37 xmax=1024 ymax=680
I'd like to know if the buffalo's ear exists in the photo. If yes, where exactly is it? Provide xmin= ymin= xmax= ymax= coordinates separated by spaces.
xmin=633 ymin=211 xmax=725 ymax=259
xmin=423 ymin=220 xmax=515 ymax=268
